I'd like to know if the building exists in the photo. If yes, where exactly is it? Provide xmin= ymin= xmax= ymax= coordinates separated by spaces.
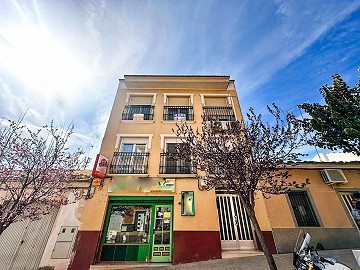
xmin=68 ymin=75 xmax=360 ymax=270
xmin=0 ymin=172 xmax=90 ymax=270
xmin=265 ymin=162 xmax=360 ymax=253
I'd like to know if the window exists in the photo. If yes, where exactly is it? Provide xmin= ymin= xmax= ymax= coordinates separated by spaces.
xmin=122 ymin=94 xmax=156 ymax=120
xmin=163 ymin=95 xmax=193 ymax=121
xmin=110 ymin=139 xmax=150 ymax=174
xmin=288 ymin=191 xmax=320 ymax=227
xmin=105 ymin=205 xmax=151 ymax=244
xmin=159 ymin=143 xmax=194 ymax=174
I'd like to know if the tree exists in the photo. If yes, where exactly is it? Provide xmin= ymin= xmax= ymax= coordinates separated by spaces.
xmin=299 ymin=73 xmax=360 ymax=155
xmin=173 ymin=104 xmax=309 ymax=270
xmin=0 ymin=118 xmax=90 ymax=235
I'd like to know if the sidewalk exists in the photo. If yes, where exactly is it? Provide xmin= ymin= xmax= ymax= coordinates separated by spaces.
xmin=156 ymin=249 xmax=359 ymax=270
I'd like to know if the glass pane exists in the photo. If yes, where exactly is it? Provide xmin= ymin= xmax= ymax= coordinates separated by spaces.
xmin=135 ymin=144 xmax=146 ymax=153
xmin=122 ymin=144 xmax=134 ymax=152
xmin=105 ymin=205 xmax=151 ymax=244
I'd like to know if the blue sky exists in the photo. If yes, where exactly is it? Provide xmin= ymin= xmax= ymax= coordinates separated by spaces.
xmin=0 ymin=0 xmax=359 ymax=161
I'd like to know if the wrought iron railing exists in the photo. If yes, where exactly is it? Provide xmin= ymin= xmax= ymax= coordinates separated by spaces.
xmin=163 ymin=106 xmax=194 ymax=121
xmin=159 ymin=153 xmax=195 ymax=174
xmin=202 ymin=106 xmax=236 ymax=121
xmin=122 ymin=105 xmax=155 ymax=120
xmin=109 ymin=152 xmax=150 ymax=174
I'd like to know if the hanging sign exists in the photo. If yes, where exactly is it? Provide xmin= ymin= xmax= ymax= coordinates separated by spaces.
xmin=92 ymin=154 xmax=108 ymax=179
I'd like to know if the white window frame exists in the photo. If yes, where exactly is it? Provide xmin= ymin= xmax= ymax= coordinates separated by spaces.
xmin=163 ymin=93 xmax=194 ymax=105
xmin=115 ymin=134 xmax=153 ymax=151
xmin=200 ymin=94 xmax=237 ymax=120
xmin=125 ymin=93 xmax=157 ymax=105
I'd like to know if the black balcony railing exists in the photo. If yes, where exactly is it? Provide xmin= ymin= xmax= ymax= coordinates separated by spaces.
xmin=122 ymin=105 xmax=155 ymax=120
xmin=159 ymin=153 xmax=195 ymax=174
xmin=202 ymin=106 xmax=236 ymax=121
xmin=109 ymin=152 xmax=150 ymax=174
xmin=163 ymin=106 xmax=194 ymax=121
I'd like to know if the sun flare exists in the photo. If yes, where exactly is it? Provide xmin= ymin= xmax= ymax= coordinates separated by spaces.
xmin=1 ymin=25 xmax=91 ymax=100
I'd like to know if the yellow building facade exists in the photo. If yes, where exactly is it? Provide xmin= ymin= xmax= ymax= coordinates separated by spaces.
xmin=68 ymin=75 xmax=360 ymax=269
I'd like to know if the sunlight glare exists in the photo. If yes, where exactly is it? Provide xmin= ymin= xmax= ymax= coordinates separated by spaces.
xmin=1 ymin=26 xmax=92 ymax=100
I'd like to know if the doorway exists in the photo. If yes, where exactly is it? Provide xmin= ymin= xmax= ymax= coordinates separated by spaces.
xmin=216 ymin=193 xmax=255 ymax=250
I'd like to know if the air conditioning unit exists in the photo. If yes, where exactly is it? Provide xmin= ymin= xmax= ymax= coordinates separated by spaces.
xmin=320 ymin=169 xmax=348 ymax=185
xmin=133 ymin=114 xmax=144 ymax=120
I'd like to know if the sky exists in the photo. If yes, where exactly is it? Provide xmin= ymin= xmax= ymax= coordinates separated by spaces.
xmin=0 ymin=0 xmax=360 ymax=162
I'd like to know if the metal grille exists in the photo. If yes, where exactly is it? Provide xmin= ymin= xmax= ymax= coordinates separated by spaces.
xmin=159 ymin=144 xmax=195 ymax=174
xmin=202 ymin=106 xmax=236 ymax=121
xmin=122 ymin=105 xmax=154 ymax=120
xmin=288 ymin=191 xmax=320 ymax=227
xmin=163 ymin=106 xmax=194 ymax=121
xmin=110 ymin=152 xmax=150 ymax=174
xmin=159 ymin=153 xmax=195 ymax=174
xmin=216 ymin=194 xmax=253 ymax=241
xmin=340 ymin=193 xmax=360 ymax=230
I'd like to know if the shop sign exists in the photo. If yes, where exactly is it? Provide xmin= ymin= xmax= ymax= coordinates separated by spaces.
xmin=92 ymin=154 xmax=108 ymax=179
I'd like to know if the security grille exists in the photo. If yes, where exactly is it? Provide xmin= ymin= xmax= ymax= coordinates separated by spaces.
xmin=202 ymin=106 xmax=236 ymax=121
xmin=122 ymin=105 xmax=154 ymax=120
xmin=110 ymin=152 xmax=150 ymax=174
xmin=288 ymin=191 xmax=320 ymax=227
xmin=159 ymin=143 xmax=195 ymax=174
xmin=163 ymin=106 xmax=194 ymax=121
xmin=216 ymin=194 xmax=253 ymax=241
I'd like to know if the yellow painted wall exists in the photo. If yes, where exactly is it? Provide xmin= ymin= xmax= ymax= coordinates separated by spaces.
xmin=265 ymin=168 xmax=360 ymax=229
xmin=81 ymin=76 xmax=268 ymax=234
xmin=173 ymin=179 xmax=219 ymax=231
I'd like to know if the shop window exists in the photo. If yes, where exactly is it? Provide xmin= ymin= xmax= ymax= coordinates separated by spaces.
xmin=105 ymin=205 xmax=151 ymax=244
xmin=181 ymin=191 xmax=195 ymax=216
xmin=288 ymin=191 xmax=319 ymax=227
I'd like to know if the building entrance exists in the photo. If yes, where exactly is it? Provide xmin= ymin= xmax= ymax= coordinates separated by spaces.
xmin=216 ymin=193 xmax=255 ymax=250
xmin=100 ymin=197 xmax=173 ymax=262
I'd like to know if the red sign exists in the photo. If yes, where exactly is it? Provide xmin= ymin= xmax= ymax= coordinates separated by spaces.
xmin=92 ymin=154 xmax=108 ymax=179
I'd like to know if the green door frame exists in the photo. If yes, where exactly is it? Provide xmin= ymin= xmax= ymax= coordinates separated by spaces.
xmin=100 ymin=196 xmax=174 ymax=262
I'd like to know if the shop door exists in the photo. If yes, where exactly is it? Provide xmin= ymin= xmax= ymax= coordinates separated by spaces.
xmin=216 ymin=194 xmax=255 ymax=250
xmin=151 ymin=205 xmax=172 ymax=262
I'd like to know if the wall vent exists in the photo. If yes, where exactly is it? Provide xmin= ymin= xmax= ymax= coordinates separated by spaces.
xmin=320 ymin=169 xmax=348 ymax=185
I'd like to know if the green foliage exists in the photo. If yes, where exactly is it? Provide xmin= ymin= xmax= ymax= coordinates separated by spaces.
xmin=299 ymin=73 xmax=360 ymax=155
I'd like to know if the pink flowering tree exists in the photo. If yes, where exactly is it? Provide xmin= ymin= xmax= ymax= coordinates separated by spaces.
xmin=0 ymin=119 xmax=90 ymax=235
xmin=173 ymin=104 xmax=310 ymax=270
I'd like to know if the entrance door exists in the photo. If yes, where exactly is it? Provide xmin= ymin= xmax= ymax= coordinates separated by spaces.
xmin=340 ymin=192 xmax=360 ymax=231
xmin=151 ymin=205 xmax=172 ymax=262
xmin=216 ymin=194 xmax=255 ymax=250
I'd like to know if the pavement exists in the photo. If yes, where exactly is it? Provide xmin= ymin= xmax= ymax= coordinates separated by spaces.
xmin=158 ymin=249 xmax=359 ymax=270
xmin=91 ymin=249 xmax=360 ymax=270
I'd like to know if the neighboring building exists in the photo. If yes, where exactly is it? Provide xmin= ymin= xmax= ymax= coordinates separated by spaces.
xmin=312 ymin=153 xmax=360 ymax=162
xmin=265 ymin=163 xmax=360 ymax=253
xmin=68 ymin=75 xmax=360 ymax=270
xmin=0 ymin=173 xmax=90 ymax=270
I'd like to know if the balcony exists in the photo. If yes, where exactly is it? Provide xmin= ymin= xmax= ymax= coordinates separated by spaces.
xmin=122 ymin=105 xmax=155 ymax=120
xmin=109 ymin=152 xmax=150 ymax=174
xmin=202 ymin=106 xmax=236 ymax=121
xmin=163 ymin=106 xmax=194 ymax=121
xmin=159 ymin=152 xmax=195 ymax=174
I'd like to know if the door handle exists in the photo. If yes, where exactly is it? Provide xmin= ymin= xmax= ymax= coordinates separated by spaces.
xmin=234 ymin=215 xmax=238 ymax=225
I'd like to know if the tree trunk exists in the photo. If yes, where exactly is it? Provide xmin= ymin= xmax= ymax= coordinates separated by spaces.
xmin=240 ymin=197 xmax=278 ymax=270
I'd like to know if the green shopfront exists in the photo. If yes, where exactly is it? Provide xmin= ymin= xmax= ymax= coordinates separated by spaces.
xmin=99 ymin=196 xmax=174 ymax=262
